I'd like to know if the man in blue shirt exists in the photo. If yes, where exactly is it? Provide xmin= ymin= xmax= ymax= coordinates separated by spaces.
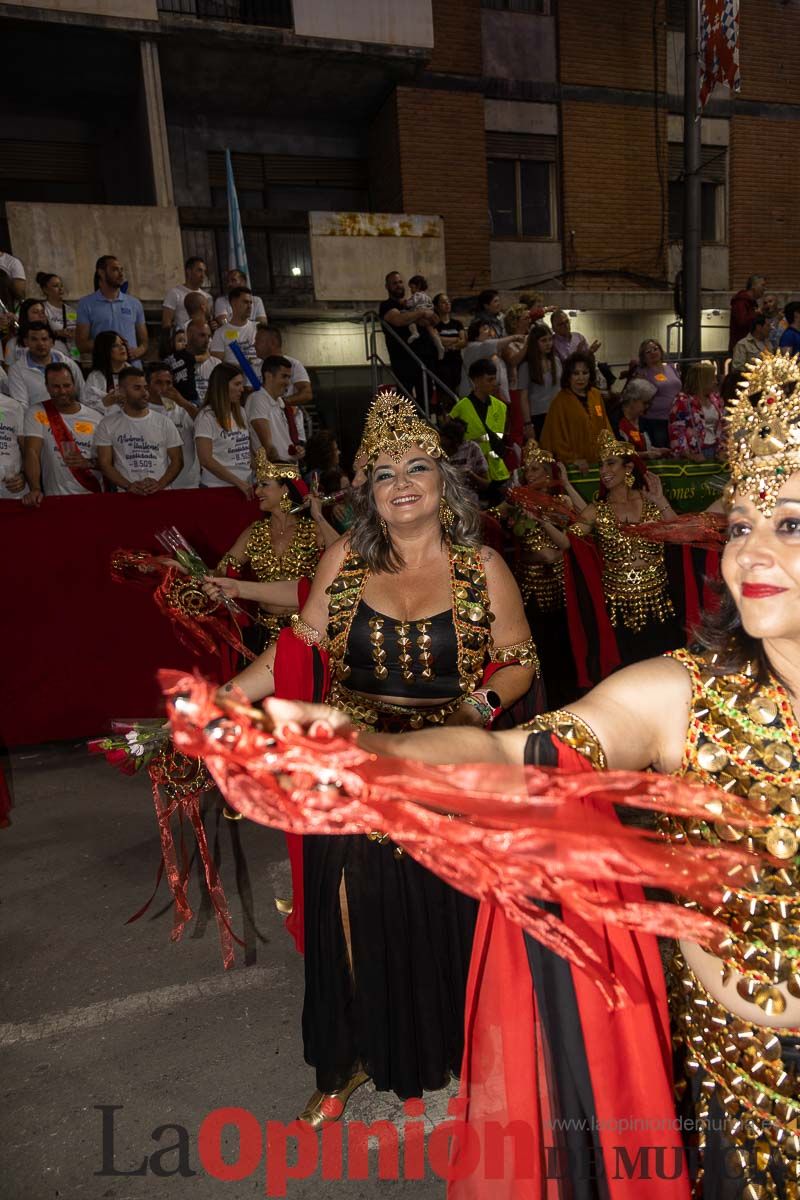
xmin=76 ymin=255 xmax=148 ymax=364
xmin=779 ymin=301 xmax=800 ymax=358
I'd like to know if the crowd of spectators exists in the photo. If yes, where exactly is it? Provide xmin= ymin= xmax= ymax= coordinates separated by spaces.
xmin=0 ymin=248 xmax=315 ymax=506
xmin=2 ymin=245 xmax=796 ymax=511
xmin=375 ymin=267 xmax=800 ymax=496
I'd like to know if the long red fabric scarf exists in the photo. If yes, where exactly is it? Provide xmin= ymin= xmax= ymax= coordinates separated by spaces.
xmin=43 ymin=400 xmax=101 ymax=493
xmin=449 ymin=742 xmax=689 ymax=1200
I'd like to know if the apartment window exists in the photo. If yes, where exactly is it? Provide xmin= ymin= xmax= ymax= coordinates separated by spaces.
xmin=481 ymin=0 xmax=549 ymax=12
xmin=666 ymin=0 xmax=686 ymax=30
xmin=486 ymin=132 xmax=557 ymax=239
xmin=207 ymin=151 xmax=368 ymax=212
xmin=667 ymin=143 xmax=727 ymax=243
xmin=157 ymin=0 xmax=293 ymax=26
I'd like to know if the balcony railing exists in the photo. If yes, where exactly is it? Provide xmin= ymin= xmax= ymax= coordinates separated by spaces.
xmin=157 ymin=0 xmax=293 ymax=27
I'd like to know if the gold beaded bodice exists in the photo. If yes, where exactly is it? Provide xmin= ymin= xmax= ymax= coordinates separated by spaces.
xmin=243 ymin=517 xmax=320 ymax=583
xmin=594 ymin=499 xmax=673 ymax=632
xmin=515 ymin=516 xmax=565 ymax=612
xmin=667 ymin=648 xmax=800 ymax=1016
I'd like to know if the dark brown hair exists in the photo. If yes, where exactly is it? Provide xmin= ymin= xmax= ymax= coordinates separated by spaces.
xmin=692 ymin=578 xmax=774 ymax=687
xmin=527 ymin=321 xmax=557 ymax=386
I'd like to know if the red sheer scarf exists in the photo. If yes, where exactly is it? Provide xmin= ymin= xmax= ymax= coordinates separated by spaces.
xmin=449 ymin=742 xmax=689 ymax=1200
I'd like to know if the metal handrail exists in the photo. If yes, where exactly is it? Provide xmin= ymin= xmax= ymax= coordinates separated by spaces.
xmin=362 ymin=312 xmax=460 ymax=418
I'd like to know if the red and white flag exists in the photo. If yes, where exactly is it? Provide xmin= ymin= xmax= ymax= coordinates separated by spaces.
xmin=699 ymin=0 xmax=741 ymax=107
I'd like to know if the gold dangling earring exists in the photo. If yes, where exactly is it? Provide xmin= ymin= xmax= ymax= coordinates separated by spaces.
xmin=279 ymin=489 xmax=293 ymax=513
xmin=438 ymin=496 xmax=455 ymax=530
xmin=380 ymin=518 xmax=388 ymax=538
xmin=624 ymin=464 xmax=634 ymax=489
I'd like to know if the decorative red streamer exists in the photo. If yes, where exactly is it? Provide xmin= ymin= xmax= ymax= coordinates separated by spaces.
xmin=163 ymin=670 xmax=764 ymax=1003
xmin=111 ymin=549 xmax=254 ymax=664
xmin=127 ymin=757 xmax=244 ymax=969
xmin=625 ymin=510 xmax=727 ymax=551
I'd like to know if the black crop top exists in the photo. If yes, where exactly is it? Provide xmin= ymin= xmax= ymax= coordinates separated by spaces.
xmin=343 ymin=599 xmax=462 ymax=698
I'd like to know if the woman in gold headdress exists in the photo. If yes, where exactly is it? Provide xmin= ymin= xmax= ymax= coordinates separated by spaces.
xmin=266 ymin=351 xmax=800 ymax=1199
xmin=503 ymin=440 xmax=577 ymax=707
xmin=213 ymin=452 xmax=339 ymax=653
xmin=561 ymin=429 xmax=683 ymax=668
xmin=223 ymin=390 xmax=538 ymax=1122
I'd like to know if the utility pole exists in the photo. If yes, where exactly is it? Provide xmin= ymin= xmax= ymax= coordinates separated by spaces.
xmin=682 ymin=0 xmax=702 ymax=360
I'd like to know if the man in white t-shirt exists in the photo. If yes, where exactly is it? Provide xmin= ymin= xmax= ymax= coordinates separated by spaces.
xmin=22 ymin=363 xmax=103 ymax=504
xmin=162 ymin=256 xmax=212 ymax=331
xmin=214 ymin=268 xmax=268 ymax=325
xmin=94 ymin=367 xmax=183 ymax=494
xmin=0 ymin=394 xmax=27 ymax=498
xmin=0 ymin=250 xmax=26 ymax=304
xmin=245 ymin=356 xmax=296 ymax=461
xmin=7 ymin=323 xmax=85 ymax=408
xmin=210 ymin=287 xmax=260 ymax=370
xmin=145 ymin=360 xmax=198 ymax=489
xmin=253 ymin=325 xmax=311 ymax=442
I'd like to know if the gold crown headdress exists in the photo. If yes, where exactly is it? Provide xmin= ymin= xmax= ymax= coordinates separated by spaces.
xmin=725 ymin=350 xmax=800 ymax=514
xmin=254 ymin=449 xmax=301 ymax=485
xmin=596 ymin=430 xmax=636 ymax=461
xmin=522 ymin=441 xmax=554 ymax=469
xmin=357 ymin=389 xmax=444 ymax=465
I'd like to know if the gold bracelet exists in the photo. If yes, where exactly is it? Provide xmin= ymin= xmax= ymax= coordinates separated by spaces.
xmin=290 ymin=613 xmax=328 ymax=649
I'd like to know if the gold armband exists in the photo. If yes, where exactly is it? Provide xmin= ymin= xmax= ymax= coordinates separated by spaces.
xmin=522 ymin=710 xmax=607 ymax=770
xmin=489 ymin=636 xmax=540 ymax=674
xmin=290 ymin=613 xmax=329 ymax=649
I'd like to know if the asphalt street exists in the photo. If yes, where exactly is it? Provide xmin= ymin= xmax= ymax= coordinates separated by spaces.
xmin=1 ymin=742 xmax=456 ymax=1199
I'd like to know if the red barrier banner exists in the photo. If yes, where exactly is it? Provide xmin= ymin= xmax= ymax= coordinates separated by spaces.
xmin=1 ymin=488 xmax=258 ymax=746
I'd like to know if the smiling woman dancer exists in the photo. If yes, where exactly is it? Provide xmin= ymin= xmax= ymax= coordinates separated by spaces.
xmin=257 ymin=353 xmax=800 ymax=1198
xmin=222 ymin=389 xmax=538 ymax=1125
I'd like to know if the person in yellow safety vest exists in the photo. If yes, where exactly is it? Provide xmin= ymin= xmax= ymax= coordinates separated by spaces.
xmin=449 ymin=357 xmax=510 ymax=495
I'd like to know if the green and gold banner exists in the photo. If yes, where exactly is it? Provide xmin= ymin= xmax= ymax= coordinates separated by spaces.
xmin=567 ymin=459 xmax=727 ymax=513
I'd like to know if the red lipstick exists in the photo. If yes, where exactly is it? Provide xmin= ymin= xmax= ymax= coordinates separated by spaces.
xmin=741 ymin=583 xmax=788 ymax=598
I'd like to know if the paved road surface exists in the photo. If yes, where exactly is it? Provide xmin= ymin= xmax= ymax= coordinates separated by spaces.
xmin=1 ymin=742 xmax=457 ymax=1199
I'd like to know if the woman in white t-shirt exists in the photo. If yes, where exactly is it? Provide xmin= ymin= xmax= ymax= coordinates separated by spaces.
xmin=83 ymin=331 xmax=130 ymax=412
xmin=36 ymin=271 xmax=77 ymax=347
xmin=526 ymin=322 xmax=561 ymax=437
xmin=194 ymin=362 xmax=253 ymax=495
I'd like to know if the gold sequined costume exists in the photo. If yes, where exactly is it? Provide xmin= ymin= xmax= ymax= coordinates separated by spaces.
xmin=664 ymin=649 xmax=800 ymax=1199
xmin=594 ymin=498 xmax=674 ymax=634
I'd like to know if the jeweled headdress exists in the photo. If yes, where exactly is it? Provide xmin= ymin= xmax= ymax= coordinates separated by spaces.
xmin=357 ymin=389 xmax=444 ymax=465
xmin=596 ymin=430 xmax=636 ymax=461
xmin=522 ymin=441 xmax=554 ymax=468
xmin=254 ymin=450 xmax=300 ymax=485
xmin=725 ymin=350 xmax=800 ymax=514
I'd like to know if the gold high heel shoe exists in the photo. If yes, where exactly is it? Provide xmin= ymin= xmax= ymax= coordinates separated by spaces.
xmin=297 ymin=1070 xmax=370 ymax=1129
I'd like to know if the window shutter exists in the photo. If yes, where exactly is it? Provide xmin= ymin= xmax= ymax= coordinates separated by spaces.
xmin=0 ymin=140 xmax=97 ymax=183
xmin=485 ymin=132 xmax=557 ymax=161
xmin=208 ymin=151 xmax=367 ymax=190
xmin=667 ymin=143 xmax=727 ymax=184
